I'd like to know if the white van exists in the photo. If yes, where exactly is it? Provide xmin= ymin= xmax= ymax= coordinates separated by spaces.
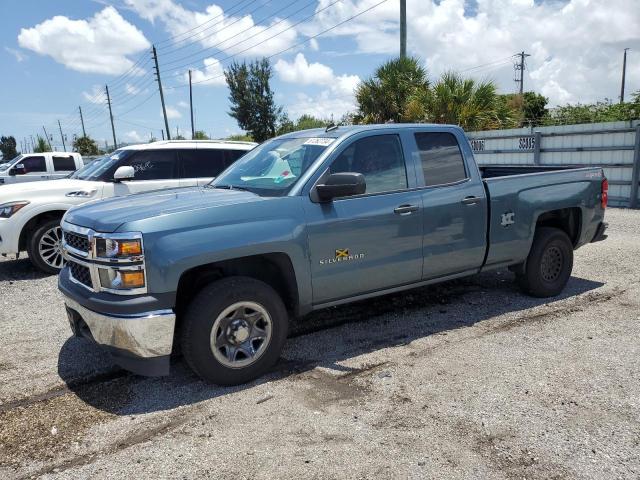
xmin=0 ymin=152 xmax=83 ymax=185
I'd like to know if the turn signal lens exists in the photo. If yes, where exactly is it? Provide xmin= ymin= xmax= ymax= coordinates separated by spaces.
xmin=121 ymin=271 xmax=145 ymax=288
xmin=119 ymin=240 xmax=142 ymax=256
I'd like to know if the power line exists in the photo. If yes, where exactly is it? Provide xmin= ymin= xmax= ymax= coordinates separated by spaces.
xmin=155 ymin=0 xmax=258 ymax=47
xmin=158 ymin=0 xmax=267 ymax=57
xmin=162 ymin=0 xmax=317 ymax=71
xmin=167 ymin=0 xmax=391 ymax=89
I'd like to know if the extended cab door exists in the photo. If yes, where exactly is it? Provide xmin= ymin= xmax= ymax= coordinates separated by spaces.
xmin=412 ymin=129 xmax=487 ymax=279
xmin=50 ymin=154 xmax=78 ymax=180
xmin=13 ymin=154 xmax=49 ymax=182
xmin=304 ymin=132 xmax=424 ymax=305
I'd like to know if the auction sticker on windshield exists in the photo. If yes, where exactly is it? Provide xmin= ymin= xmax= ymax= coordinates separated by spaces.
xmin=304 ymin=138 xmax=335 ymax=146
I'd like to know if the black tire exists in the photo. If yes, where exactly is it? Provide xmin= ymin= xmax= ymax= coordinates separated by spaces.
xmin=517 ymin=227 xmax=573 ymax=298
xmin=181 ymin=276 xmax=289 ymax=385
xmin=27 ymin=218 xmax=65 ymax=275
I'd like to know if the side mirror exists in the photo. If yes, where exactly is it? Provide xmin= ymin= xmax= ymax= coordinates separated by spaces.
xmin=314 ymin=172 xmax=366 ymax=202
xmin=9 ymin=164 xmax=25 ymax=176
xmin=113 ymin=165 xmax=135 ymax=182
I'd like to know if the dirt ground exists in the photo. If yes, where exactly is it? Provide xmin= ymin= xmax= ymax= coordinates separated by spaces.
xmin=0 ymin=208 xmax=638 ymax=480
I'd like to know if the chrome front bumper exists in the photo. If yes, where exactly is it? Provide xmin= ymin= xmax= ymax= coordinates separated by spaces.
xmin=63 ymin=296 xmax=176 ymax=359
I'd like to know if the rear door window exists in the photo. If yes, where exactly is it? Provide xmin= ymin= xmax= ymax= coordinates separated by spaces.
xmin=20 ymin=156 xmax=47 ymax=173
xmin=125 ymin=150 xmax=178 ymax=180
xmin=53 ymin=155 xmax=76 ymax=171
xmin=414 ymin=132 xmax=467 ymax=186
xmin=180 ymin=149 xmax=226 ymax=178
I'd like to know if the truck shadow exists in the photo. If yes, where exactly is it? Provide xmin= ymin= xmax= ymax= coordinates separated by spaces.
xmin=57 ymin=270 xmax=604 ymax=415
xmin=0 ymin=256 xmax=51 ymax=281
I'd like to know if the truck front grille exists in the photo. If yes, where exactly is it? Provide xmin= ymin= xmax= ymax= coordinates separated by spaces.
xmin=64 ymin=231 xmax=91 ymax=253
xmin=69 ymin=261 xmax=92 ymax=289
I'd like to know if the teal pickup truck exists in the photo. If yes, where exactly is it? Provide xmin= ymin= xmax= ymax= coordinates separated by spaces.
xmin=58 ymin=124 xmax=608 ymax=384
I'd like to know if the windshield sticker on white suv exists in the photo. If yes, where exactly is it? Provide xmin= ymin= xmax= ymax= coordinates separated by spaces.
xmin=304 ymin=138 xmax=335 ymax=147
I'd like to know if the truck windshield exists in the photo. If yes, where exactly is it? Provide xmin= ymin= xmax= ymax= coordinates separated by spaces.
xmin=69 ymin=150 xmax=133 ymax=181
xmin=0 ymin=154 xmax=23 ymax=171
xmin=210 ymin=137 xmax=334 ymax=196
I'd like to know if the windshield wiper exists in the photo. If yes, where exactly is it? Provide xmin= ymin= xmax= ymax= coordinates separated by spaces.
xmin=206 ymin=184 xmax=250 ymax=192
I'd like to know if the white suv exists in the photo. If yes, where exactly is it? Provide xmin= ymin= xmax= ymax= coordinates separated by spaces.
xmin=0 ymin=140 xmax=255 ymax=273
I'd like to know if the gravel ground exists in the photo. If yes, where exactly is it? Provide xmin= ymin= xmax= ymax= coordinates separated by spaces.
xmin=0 ymin=208 xmax=639 ymax=480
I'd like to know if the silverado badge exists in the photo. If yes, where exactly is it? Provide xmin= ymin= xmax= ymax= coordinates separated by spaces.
xmin=319 ymin=248 xmax=365 ymax=265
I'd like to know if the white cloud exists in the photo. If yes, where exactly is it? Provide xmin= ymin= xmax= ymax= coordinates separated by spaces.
xmin=82 ymin=85 xmax=106 ymax=104
xmin=275 ymin=53 xmax=360 ymax=119
xmin=275 ymin=53 xmax=335 ymax=86
xmin=125 ymin=0 xmax=298 ymax=58
xmin=164 ymin=106 xmax=182 ymax=119
xmin=125 ymin=83 xmax=140 ymax=95
xmin=125 ymin=130 xmax=145 ymax=143
xmin=17 ymin=6 xmax=150 ymax=75
xmin=186 ymin=57 xmax=226 ymax=86
xmin=177 ymin=100 xmax=189 ymax=108
xmin=303 ymin=0 xmax=640 ymax=106
xmin=5 ymin=47 xmax=27 ymax=62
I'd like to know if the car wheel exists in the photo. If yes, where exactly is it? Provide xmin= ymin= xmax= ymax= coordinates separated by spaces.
xmin=517 ymin=227 xmax=573 ymax=298
xmin=181 ymin=276 xmax=289 ymax=385
xmin=27 ymin=218 xmax=66 ymax=274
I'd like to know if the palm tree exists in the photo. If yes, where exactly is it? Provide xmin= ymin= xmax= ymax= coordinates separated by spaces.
xmin=426 ymin=71 xmax=515 ymax=130
xmin=355 ymin=56 xmax=430 ymax=124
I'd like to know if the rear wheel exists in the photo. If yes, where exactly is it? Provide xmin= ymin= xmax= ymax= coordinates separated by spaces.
xmin=517 ymin=227 xmax=573 ymax=298
xmin=27 ymin=219 xmax=65 ymax=274
xmin=181 ymin=276 xmax=288 ymax=385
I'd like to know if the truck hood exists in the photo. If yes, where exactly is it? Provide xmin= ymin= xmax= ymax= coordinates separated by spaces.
xmin=64 ymin=186 xmax=263 ymax=232
xmin=0 ymin=178 xmax=103 ymax=203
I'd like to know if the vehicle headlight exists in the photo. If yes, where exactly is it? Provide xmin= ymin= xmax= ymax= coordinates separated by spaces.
xmin=95 ymin=238 xmax=143 ymax=258
xmin=99 ymin=268 xmax=145 ymax=290
xmin=0 ymin=201 xmax=29 ymax=218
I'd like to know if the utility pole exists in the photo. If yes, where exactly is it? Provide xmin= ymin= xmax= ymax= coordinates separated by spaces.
xmin=42 ymin=126 xmax=52 ymax=150
xmin=400 ymin=0 xmax=406 ymax=59
xmin=161 ymin=129 xmax=165 ymax=140
xmin=105 ymin=85 xmax=117 ymax=149
xmin=152 ymin=45 xmax=171 ymax=140
xmin=620 ymin=48 xmax=630 ymax=104
xmin=79 ymin=106 xmax=86 ymax=137
xmin=58 ymin=120 xmax=66 ymax=151
xmin=189 ymin=69 xmax=195 ymax=138
xmin=514 ymin=51 xmax=531 ymax=95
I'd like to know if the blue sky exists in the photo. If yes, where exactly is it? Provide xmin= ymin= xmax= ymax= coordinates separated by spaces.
xmin=1 ymin=0 xmax=639 ymax=151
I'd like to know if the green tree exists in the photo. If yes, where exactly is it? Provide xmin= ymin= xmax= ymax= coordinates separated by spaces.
xmin=225 ymin=58 xmax=281 ymax=142
xmin=226 ymin=133 xmax=254 ymax=142
xmin=72 ymin=135 xmax=99 ymax=156
xmin=33 ymin=136 xmax=51 ymax=153
xmin=355 ymin=56 xmax=430 ymax=124
xmin=426 ymin=71 xmax=515 ymax=130
xmin=0 ymin=136 xmax=18 ymax=161
xmin=545 ymin=92 xmax=640 ymax=125
xmin=522 ymin=92 xmax=549 ymax=126
xmin=193 ymin=130 xmax=209 ymax=140
xmin=276 ymin=113 xmax=328 ymax=135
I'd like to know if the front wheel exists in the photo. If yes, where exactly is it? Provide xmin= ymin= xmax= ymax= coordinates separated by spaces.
xmin=517 ymin=227 xmax=573 ymax=298
xmin=27 ymin=218 xmax=66 ymax=274
xmin=181 ymin=276 xmax=289 ymax=385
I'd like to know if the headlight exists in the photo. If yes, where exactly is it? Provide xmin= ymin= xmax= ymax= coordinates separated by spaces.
xmin=99 ymin=268 xmax=145 ymax=290
xmin=95 ymin=238 xmax=143 ymax=258
xmin=0 ymin=201 xmax=29 ymax=218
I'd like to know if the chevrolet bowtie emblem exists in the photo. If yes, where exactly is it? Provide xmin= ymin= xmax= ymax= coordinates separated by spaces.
xmin=335 ymin=249 xmax=349 ymax=258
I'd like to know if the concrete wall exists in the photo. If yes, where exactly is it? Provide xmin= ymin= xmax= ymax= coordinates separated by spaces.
xmin=467 ymin=120 xmax=640 ymax=208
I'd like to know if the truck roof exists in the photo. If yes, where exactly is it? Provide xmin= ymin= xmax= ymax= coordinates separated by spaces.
xmin=276 ymin=123 xmax=460 ymax=140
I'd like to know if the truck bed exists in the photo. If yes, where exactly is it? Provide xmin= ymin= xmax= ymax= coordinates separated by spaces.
xmin=479 ymin=165 xmax=605 ymax=270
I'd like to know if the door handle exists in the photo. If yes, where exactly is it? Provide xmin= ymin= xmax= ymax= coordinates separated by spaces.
xmin=461 ymin=196 xmax=481 ymax=206
xmin=394 ymin=204 xmax=419 ymax=215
